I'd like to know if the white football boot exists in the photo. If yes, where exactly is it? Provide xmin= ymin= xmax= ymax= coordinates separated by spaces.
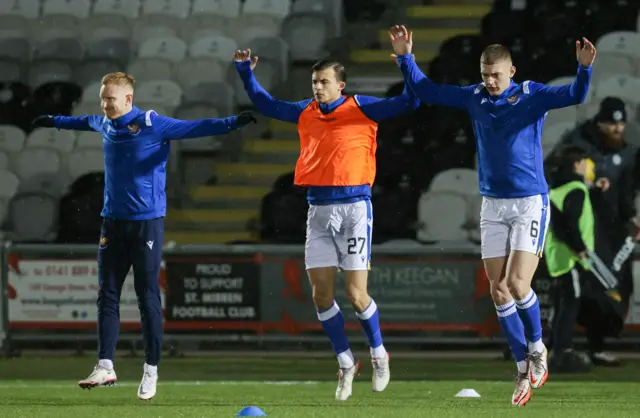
xmin=78 ymin=365 xmax=117 ymax=389
xmin=137 ymin=364 xmax=158 ymax=401
xmin=371 ymin=352 xmax=390 ymax=392
xmin=528 ymin=345 xmax=549 ymax=389
xmin=335 ymin=361 xmax=361 ymax=401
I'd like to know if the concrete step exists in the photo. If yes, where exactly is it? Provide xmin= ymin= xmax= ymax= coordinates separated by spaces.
xmin=190 ymin=185 xmax=270 ymax=200
xmin=166 ymin=209 xmax=259 ymax=231
xmin=165 ymin=230 xmax=257 ymax=244
xmin=350 ymin=49 xmax=436 ymax=64
xmin=379 ymin=27 xmax=480 ymax=44
xmin=406 ymin=4 xmax=490 ymax=19
xmin=214 ymin=163 xmax=294 ymax=185
xmin=242 ymin=139 xmax=300 ymax=164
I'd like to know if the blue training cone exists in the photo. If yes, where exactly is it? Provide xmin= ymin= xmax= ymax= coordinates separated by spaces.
xmin=237 ymin=406 xmax=267 ymax=416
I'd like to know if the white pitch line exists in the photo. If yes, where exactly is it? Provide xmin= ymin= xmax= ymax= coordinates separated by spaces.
xmin=0 ymin=380 xmax=320 ymax=389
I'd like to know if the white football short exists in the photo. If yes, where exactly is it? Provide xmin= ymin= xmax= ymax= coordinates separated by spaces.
xmin=480 ymin=194 xmax=550 ymax=259
xmin=305 ymin=200 xmax=373 ymax=271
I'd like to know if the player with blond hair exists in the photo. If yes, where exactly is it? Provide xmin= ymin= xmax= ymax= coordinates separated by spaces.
xmin=234 ymin=50 xmax=419 ymax=400
xmin=31 ymin=72 xmax=256 ymax=401
xmin=389 ymin=25 xmax=596 ymax=406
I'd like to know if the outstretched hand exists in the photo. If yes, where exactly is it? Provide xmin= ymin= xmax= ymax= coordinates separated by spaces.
xmin=234 ymin=49 xmax=259 ymax=70
xmin=576 ymin=37 xmax=596 ymax=67
xmin=389 ymin=25 xmax=413 ymax=59
xmin=31 ymin=115 xmax=55 ymax=129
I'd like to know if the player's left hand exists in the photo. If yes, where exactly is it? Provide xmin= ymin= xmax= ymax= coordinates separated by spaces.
xmin=576 ymin=37 xmax=596 ymax=67
xmin=237 ymin=111 xmax=257 ymax=127
xmin=31 ymin=115 xmax=55 ymax=129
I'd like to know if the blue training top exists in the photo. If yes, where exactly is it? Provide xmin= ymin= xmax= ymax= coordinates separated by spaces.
xmin=54 ymin=107 xmax=243 ymax=220
xmin=397 ymin=54 xmax=592 ymax=199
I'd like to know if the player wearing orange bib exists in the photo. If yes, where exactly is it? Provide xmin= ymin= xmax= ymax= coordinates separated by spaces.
xmin=234 ymin=50 xmax=419 ymax=400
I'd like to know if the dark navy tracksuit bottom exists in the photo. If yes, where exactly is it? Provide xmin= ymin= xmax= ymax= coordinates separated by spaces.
xmin=97 ymin=217 xmax=164 ymax=366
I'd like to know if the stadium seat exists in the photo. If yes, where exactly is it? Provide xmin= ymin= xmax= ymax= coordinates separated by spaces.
xmin=371 ymin=183 xmax=418 ymax=243
xmin=73 ymin=59 xmax=123 ymax=88
xmin=416 ymin=191 xmax=469 ymax=243
xmin=68 ymin=149 xmax=104 ymax=179
xmin=428 ymin=168 xmax=478 ymax=198
xmin=0 ymin=151 xmax=8 ymax=170
xmin=137 ymin=36 xmax=187 ymax=64
xmin=135 ymin=80 xmax=183 ymax=112
xmin=542 ymin=121 xmax=576 ymax=157
xmin=26 ymin=128 xmax=76 ymax=153
xmin=83 ymin=0 xmax=140 ymax=40
xmin=14 ymin=147 xmax=61 ymax=181
xmin=0 ymin=83 xmax=31 ymax=131
xmin=0 ymin=169 xmax=20 ymax=200
xmin=136 ymin=0 xmax=191 ymax=43
xmin=591 ymin=55 xmax=635 ymax=84
xmin=0 ymin=0 xmax=39 ymax=34
xmin=242 ymin=0 xmax=292 ymax=39
xmin=177 ymin=34 xmax=238 ymax=87
xmin=33 ymin=36 xmax=85 ymax=62
xmin=280 ymin=13 xmax=330 ymax=62
xmin=127 ymin=59 xmax=174 ymax=84
xmin=595 ymin=31 xmax=640 ymax=74
xmin=39 ymin=0 xmax=91 ymax=38
xmin=593 ymin=76 xmax=640 ymax=119
xmin=0 ymin=124 xmax=26 ymax=154
xmin=86 ymin=37 xmax=132 ymax=68
xmin=0 ymin=60 xmax=22 ymax=83
xmin=183 ymin=82 xmax=235 ymax=116
xmin=17 ymin=172 xmax=69 ymax=197
xmin=544 ymin=106 xmax=578 ymax=126
xmin=250 ymin=37 xmax=290 ymax=83
xmin=467 ymin=194 xmax=482 ymax=243
xmin=291 ymin=0 xmax=343 ymax=34
xmin=75 ymin=131 xmax=104 ymax=150
xmin=0 ymin=31 xmax=30 ymax=63
xmin=7 ymin=191 xmax=59 ymax=242
xmin=72 ymin=102 xmax=101 ymax=116
xmin=27 ymin=60 xmax=73 ymax=90
xmin=183 ymin=0 xmax=241 ymax=42
xmin=81 ymin=82 xmax=103 ymax=104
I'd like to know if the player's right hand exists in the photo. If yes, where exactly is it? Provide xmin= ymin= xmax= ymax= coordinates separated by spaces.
xmin=389 ymin=25 xmax=413 ymax=57
xmin=234 ymin=49 xmax=258 ymax=70
xmin=31 ymin=115 xmax=55 ymax=129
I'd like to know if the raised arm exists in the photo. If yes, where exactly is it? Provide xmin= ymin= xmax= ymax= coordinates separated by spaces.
xmin=354 ymin=82 xmax=420 ymax=122
xmin=389 ymin=25 xmax=474 ymax=109
xmin=151 ymin=112 xmax=256 ymax=141
xmin=533 ymin=38 xmax=596 ymax=111
xmin=234 ymin=49 xmax=310 ymax=123
xmin=31 ymin=115 xmax=102 ymax=131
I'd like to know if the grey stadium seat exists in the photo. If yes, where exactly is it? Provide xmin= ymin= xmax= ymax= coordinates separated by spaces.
xmin=0 ymin=0 xmax=40 ymax=33
xmin=0 ymin=33 xmax=30 ymax=62
xmin=281 ymin=13 xmax=330 ymax=62
xmin=33 ymin=37 xmax=85 ymax=62
xmin=17 ymin=172 xmax=69 ymax=198
xmin=250 ymin=36 xmax=290 ymax=83
xmin=182 ymin=0 xmax=241 ymax=41
xmin=73 ymin=59 xmax=123 ymax=88
xmin=8 ymin=192 xmax=59 ymax=242
xmin=14 ymin=147 xmax=62 ymax=181
xmin=27 ymin=60 xmax=73 ymax=89
xmin=86 ymin=37 xmax=132 ymax=68
xmin=291 ymin=0 xmax=343 ymax=34
xmin=0 ymin=125 xmax=26 ymax=154
xmin=0 ymin=60 xmax=22 ymax=82
xmin=183 ymin=82 xmax=235 ymax=116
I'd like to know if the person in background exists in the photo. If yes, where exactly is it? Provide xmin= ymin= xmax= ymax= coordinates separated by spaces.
xmin=549 ymin=97 xmax=640 ymax=366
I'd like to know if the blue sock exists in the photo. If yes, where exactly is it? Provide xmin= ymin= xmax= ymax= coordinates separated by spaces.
xmin=318 ymin=301 xmax=354 ymax=367
xmin=515 ymin=289 xmax=543 ymax=348
xmin=355 ymin=299 xmax=386 ymax=357
xmin=496 ymin=301 xmax=528 ymax=364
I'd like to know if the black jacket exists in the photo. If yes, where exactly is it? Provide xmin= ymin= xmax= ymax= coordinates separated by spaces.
xmin=549 ymin=120 xmax=638 ymax=235
xmin=549 ymin=170 xmax=589 ymax=254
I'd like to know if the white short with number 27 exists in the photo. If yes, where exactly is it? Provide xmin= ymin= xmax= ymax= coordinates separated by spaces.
xmin=480 ymin=194 xmax=550 ymax=259
xmin=305 ymin=200 xmax=373 ymax=271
